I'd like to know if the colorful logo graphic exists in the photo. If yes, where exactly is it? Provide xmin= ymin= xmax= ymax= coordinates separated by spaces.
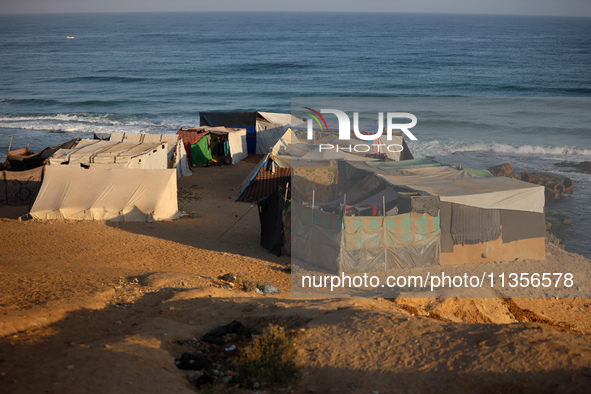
xmin=304 ymin=107 xmax=328 ymax=131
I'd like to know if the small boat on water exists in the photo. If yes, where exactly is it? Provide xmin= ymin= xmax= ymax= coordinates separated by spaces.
xmin=66 ymin=35 xmax=75 ymax=39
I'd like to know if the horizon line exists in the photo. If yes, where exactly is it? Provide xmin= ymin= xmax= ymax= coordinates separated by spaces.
xmin=1 ymin=10 xmax=591 ymax=18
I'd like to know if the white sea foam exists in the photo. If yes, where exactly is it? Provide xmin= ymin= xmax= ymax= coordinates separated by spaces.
xmin=410 ymin=140 xmax=591 ymax=158
xmin=0 ymin=113 xmax=179 ymax=134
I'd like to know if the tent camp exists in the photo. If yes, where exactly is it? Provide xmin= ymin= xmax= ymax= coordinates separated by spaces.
xmin=284 ymin=160 xmax=545 ymax=273
xmin=177 ymin=126 xmax=248 ymax=166
xmin=109 ymin=132 xmax=192 ymax=178
xmin=249 ymin=127 xmax=546 ymax=270
xmin=49 ymin=139 xmax=169 ymax=170
xmin=30 ymin=166 xmax=179 ymax=221
xmin=199 ymin=111 xmax=298 ymax=154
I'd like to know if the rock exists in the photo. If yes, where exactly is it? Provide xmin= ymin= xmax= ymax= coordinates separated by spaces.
xmin=190 ymin=211 xmax=198 ymax=218
xmin=220 ymin=273 xmax=236 ymax=282
xmin=254 ymin=287 xmax=262 ymax=294
xmin=263 ymin=285 xmax=279 ymax=294
xmin=555 ymin=160 xmax=591 ymax=174
xmin=488 ymin=163 xmax=513 ymax=177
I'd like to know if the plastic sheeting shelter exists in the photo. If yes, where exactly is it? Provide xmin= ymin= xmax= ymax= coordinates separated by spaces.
xmin=288 ymin=159 xmax=547 ymax=274
xmin=177 ymin=129 xmax=209 ymax=166
xmin=30 ymin=166 xmax=179 ymax=222
xmin=191 ymin=134 xmax=212 ymax=166
xmin=290 ymin=202 xmax=441 ymax=274
xmin=199 ymin=111 xmax=298 ymax=154
xmin=344 ymin=163 xmax=546 ymax=265
xmin=177 ymin=127 xmax=247 ymax=165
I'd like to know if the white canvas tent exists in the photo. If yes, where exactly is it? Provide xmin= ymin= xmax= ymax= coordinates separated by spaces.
xmin=30 ymin=166 xmax=179 ymax=221
xmin=375 ymin=166 xmax=544 ymax=213
xmin=109 ymin=132 xmax=192 ymax=178
xmin=255 ymin=112 xmax=300 ymax=154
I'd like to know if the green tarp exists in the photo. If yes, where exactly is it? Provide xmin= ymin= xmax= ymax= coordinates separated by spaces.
xmin=191 ymin=134 xmax=212 ymax=166
xmin=465 ymin=168 xmax=494 ymax=177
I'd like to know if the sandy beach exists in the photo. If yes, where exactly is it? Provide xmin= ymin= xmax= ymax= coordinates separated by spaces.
xmin=1 ymin=155 xmax=591 ymax=393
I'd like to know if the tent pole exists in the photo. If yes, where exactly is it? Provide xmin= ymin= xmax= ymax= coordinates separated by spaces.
xmin=311 ymin=188 xmax=315 ymax=224
xmin=8 ymin=136 xmax=13 ymax=153
xmin=383 ymin=195 xmax=387 ymax=270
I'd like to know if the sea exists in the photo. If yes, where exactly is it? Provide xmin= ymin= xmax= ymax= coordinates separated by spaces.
xmin=0 ymin=12 xmax=590 ymax=257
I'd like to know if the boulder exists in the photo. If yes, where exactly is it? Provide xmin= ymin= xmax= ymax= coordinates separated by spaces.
xmin=487 ymin=163 xmax=513 ymax=177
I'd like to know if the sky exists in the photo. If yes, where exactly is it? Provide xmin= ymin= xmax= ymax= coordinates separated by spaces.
xmin=1 ymin=0 xmax=591 ymax=17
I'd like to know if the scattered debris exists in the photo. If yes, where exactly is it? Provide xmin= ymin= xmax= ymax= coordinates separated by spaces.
xmin=175 ymin=352 xmax=212 ymax=371
xmin=202 ymin=320 xmax=250 ymax=345
xmin=188 ymin=371 xmax=215 ymax=387
xmin=175 ymin=322 xmax=303 ymax=391
xmin=263 ymin=285 xmax=279 ymax=294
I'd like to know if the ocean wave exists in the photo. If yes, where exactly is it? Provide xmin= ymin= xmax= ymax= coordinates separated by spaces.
xmin=410 ymin=140 xmax=591 ymax=158
xmin=0 ymin=98 xmax=61 ymax=106
xmin=0 ymin=113 xmax=178 ymax=134
xmin=0 ymin=113 xmax=127 ymax=125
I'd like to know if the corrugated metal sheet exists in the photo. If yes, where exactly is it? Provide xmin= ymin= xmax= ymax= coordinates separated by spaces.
xmin=237 ymin=167 xmax=290 ymax=203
